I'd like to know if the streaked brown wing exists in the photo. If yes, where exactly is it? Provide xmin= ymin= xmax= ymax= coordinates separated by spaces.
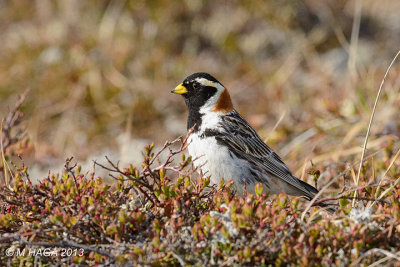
xmin=215 ymin=110 xmax=316 ymax=198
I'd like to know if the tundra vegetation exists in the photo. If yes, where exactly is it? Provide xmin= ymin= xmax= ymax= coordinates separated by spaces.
xmin=1 ymin=1 xmax=400 ymax=265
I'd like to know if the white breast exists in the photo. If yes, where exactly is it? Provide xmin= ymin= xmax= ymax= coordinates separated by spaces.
xmin=186 ymin=111 xmax=278 ymax=195
xmin=187 ymin=132 xmax=259 ymax=195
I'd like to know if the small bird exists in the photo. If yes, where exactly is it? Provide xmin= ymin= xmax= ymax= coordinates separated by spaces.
xmin=171 ymin=72 xmax=331 ymax=209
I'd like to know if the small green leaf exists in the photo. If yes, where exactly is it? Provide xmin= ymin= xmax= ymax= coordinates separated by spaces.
xmin=254 ymin=183 xmax=263 ymax=197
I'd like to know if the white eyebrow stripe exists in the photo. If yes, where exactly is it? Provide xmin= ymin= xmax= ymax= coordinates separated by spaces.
xmin=195 ymin=77 xmax=224 ymax=91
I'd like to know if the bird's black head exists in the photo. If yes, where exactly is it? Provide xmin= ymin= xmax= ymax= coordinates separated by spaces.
xmin=171 ymin=72 xmax=233 ymax=131
xmin=171 ymin=72 xmax=224 ymax=109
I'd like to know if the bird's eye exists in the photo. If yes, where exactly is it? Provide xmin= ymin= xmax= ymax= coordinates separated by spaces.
xmin=192 ymin=82 xmax=200 ymax=89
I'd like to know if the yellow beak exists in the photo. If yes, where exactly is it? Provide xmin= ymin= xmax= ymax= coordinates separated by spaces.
xmin=171 ymin=83 xmax=188 ymax=95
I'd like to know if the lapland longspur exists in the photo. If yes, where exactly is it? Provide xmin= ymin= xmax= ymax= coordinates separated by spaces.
xmin=172 ymin=72 xmax=331 ymax=208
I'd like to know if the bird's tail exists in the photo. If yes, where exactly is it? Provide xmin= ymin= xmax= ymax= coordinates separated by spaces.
xmin=298 ymin=179 xmax=319 ymax=194
xmin=312 ymin=200 xmax=337 ymax=213
xmin=297 ymin=179 xmax=337 ymax=213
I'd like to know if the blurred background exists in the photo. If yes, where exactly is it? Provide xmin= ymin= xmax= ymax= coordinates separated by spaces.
xmin=0 ymin=0 xmax=399 ymax=183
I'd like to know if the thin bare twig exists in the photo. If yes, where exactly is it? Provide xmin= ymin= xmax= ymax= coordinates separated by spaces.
xmin=313 ymin=196 xmax=389 ymax=207
xmin=1 ymin=88 xmax=30 ymax=151
xmin=1 ymin=88 xmax=30 ymax=187
xmin=94 ymin=128 xmax=195 ymax=207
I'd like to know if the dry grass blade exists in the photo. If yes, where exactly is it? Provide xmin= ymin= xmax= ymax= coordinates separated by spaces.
xmin=0 ymin=122 xmax=9 ymax=187
xmin=353 ymin=50 xmax=400 ymax=207
xmin=353 ymin=248 xmax=400 ymax=266
xmin=370 ymin=146 xmax=400 ymax=206
xmin=347 ymin=0 xmax=362 ymax=82
xmin=369 ymin=174 xmax=400 ymax=209
xmin=370 ymin=152 xmax=400 ymax=207
xmin=264 ymin=110 xmax=286 ymax=143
